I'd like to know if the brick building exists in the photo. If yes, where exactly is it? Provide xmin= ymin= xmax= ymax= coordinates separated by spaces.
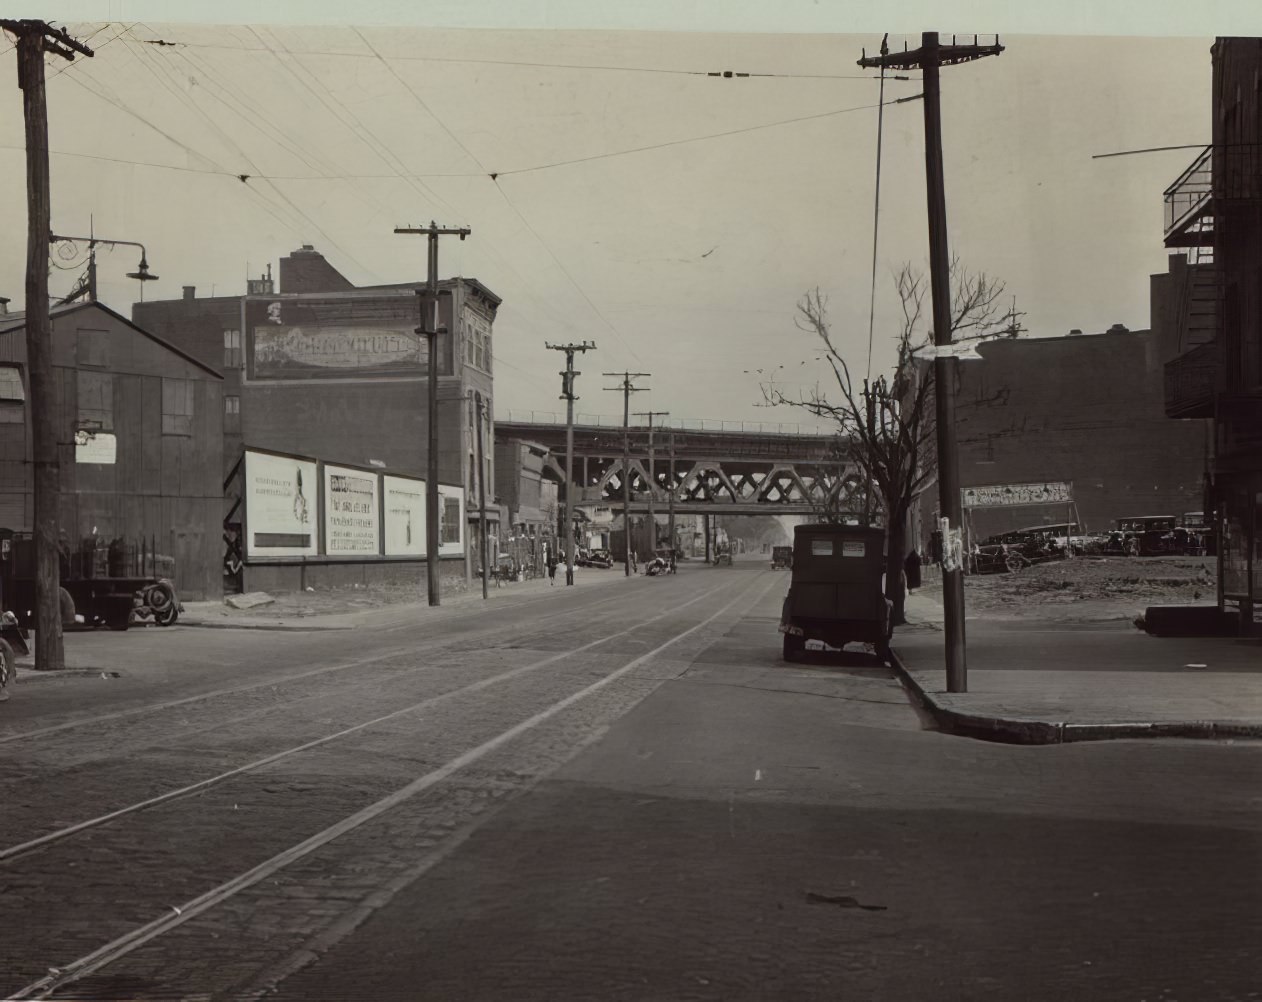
xmin=912 ymin=326 xmax=1210 ymax=550
xmin=133 ymin=246 xmax=501 ymax=592
xmin=1158 ymin=36 xmax=1262 ymax=630
xmin=0 ymin=301 xmax=224 ymax=599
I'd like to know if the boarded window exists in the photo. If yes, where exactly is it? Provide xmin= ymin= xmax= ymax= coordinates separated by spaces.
xmin=76 ymin=328 xmax=109 ymax=368
xmin=0 ymin=366 xmax=24 ymax=402
xmin=77 ymin=371 xmax=113 ymax=431
xmin=441 ymin=496 xmax=461 ymax=544
xmin=162 ymin=378 xmax=194 ymax=437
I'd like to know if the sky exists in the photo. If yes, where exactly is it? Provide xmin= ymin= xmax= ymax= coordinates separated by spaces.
xmin=3 ymin=3 xmax=1260 ymax=430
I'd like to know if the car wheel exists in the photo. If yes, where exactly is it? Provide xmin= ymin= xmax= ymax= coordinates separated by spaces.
xmin=783 ymin=633 xmax=804 ymax=662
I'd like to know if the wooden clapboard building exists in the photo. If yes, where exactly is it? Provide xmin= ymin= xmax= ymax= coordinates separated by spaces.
xmin=0 ymin=301 xmax=224 ymax=600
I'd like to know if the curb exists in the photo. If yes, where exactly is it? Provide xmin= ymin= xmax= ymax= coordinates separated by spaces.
xmin=178 ymin=621 xmax=353 ymax=632
xmin=887 ymin=648 xmax=1262 ymax=745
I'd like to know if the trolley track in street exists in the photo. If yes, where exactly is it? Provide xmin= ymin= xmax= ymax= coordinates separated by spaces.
xmin=4 ymin=571 xmax=776 ymax=1001
xmin=0 ymin=577 xmax=655 ymax=746
xmin=0 ymin=574 xmax=752 ymax=864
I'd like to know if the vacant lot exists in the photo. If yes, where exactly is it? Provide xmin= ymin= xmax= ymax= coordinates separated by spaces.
xmin=961 ymin=555 xmax=1217 ymax=622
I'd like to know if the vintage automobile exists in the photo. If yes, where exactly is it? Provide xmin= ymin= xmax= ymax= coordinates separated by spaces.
xmin=779 ymin=524 xmax=892 ymax=662
xmin=577 ymin=548 xmax=614 ymax=569
xmin=971 ymin=529 xmax=1066 ymax=574
xmin=1178 ymin=512 xmax=1216 ymax=556
xmin=770 ymin=545 xmax=793 ymax=569
xmin=1106 ymin=516 xmax=1185 ymax=556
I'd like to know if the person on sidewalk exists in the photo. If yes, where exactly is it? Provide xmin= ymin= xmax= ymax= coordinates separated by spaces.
xmin=904 ymin=548 xmax=922 ymax=592
xmin=547 ymin=555 xmax=558 ymax=586
xmin=631 ymin=551 xmax=638 ymax=575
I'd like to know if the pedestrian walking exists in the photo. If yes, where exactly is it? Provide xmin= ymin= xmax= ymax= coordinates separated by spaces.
xmin=547 ymin=555 xmax=558 ymax=585
xmin=904 ymin=548 xmax=922 ymax=592
xmin=631 ymin=550 xmax=638 ymax=575
xmin=669 ymin=549 xmax=677 ymax=575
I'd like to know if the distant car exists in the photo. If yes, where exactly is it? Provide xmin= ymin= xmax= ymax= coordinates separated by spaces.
xmin=578 ymin=548 xmax=614 ymax=568
xmin=1106 ymin=516 xmax=1184 ymax=556
xmin=771 ymin=546 xmax=793 ymax=569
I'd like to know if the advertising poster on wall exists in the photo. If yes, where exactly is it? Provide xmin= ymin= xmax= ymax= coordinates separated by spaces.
xmin=324 ymin=464 xmax=381 ymax=556
xmin=438 ymin=483 xmax=465 ymax=557
xmin=244 ymin=450 xmax=319 ymax=559
xmin=961 ymin=481 xmax=1074 ymax=509
xmin=383 ymin=475 xmax=427 ymax=557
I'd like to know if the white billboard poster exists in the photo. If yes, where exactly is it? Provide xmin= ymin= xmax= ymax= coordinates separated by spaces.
xmin=244 ymin=450 xmax=319 ymax=559
xmin=961 ymin=481 xmax=1074 ymax=509
xmin=324 ymin=465 xmax=381 ymax=556
xmin=383 ymin=475 xmax=426 ymax=556
xmin=438 ymin=483 xmax=465 ymax=557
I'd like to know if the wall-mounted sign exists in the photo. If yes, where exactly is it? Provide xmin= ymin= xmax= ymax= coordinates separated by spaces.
xmin=75 ymin=430 xmax=116 ymax=465
xmin=244 ymin=450 xmax=318 ymax=558
xmin=324 ymin=464 xmax=381 ymax=556
xmin=842 ymin=540 xmax=866 ymax=557
xmin=961 ymin=481 xmax=1074 ymax=509
xmin=383 ymin=474 xmax=426 ymax=556
xmin=253 ymin=325 xmax=425 ymax=380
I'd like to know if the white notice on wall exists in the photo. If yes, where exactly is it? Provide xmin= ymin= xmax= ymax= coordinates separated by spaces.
xmin=324 ymin=464 xmax=381 ymax=556
xmin=75 ymin=430 xmax=116 ymax=465
xmin=383 ymin=475 xmax=426 ymax=556
xmin=244 ymin=450 xmax=319 ymax=559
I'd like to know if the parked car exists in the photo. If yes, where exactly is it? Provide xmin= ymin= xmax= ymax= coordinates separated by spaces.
xmin=1106 ymin=516 xmax=1185 ymax=556
xmin=771 ymin=545 xmax=793 ymax=569
xmin=1179 ymin=512 xmax=1217 ymax=556
xmin=971 ymin=529 xmax=1066 ymax=574
xmin=577 ymin=548 xmax=613 ymax=568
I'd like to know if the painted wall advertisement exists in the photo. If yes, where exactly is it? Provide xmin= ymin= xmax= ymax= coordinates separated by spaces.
xmin=244 ymin=450 xmax=319 ymax=558
xmin=323 ymin=464 xmax=381 ymax=556
xmin=961 ymin=481 xmax=1074 ymax=509
xmin=383 ymin=475 xmax=426 ymax=556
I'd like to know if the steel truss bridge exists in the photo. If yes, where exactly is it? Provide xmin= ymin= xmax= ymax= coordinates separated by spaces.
xmin=495 ymin=419 xmax=860 ymax=516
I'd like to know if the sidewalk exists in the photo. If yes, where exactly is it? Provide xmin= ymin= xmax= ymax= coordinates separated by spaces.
xmin=893 ymin=587 xmax=1262 ymax=743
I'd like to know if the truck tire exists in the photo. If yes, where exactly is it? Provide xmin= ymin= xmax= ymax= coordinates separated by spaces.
xmin=783 ymin=632 xmax=804 ymax=662
xmin=59 ymin=587 xmax=76 ymax=627
xmin=0 ymin=639 xmax=14 ymax=698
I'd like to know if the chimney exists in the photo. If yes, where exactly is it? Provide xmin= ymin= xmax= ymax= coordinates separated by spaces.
xmin=0 ymin=297 xmax=9 ymax=316
xmin=1068 ymin=328 xmax=1083 ymax=336
xmin=183 ymin=286 xmax=196 ymax=301
xmin=1108 ymin=323 xmax=1129 ymax=333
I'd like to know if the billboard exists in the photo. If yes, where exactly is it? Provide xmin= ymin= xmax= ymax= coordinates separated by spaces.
xmin=961 ymin=481 xmax=1075 ymax=509
xmin=244 ymin=450 xmax=319 ymax=558
xmin=323 ymin=464 xmax=381 ymax=556
xmin=383 ymin=474 xmax=426 ymax=556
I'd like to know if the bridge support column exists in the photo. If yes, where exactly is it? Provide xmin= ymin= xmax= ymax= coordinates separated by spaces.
xmin=704 ymin=514 xmax=711 ymax=564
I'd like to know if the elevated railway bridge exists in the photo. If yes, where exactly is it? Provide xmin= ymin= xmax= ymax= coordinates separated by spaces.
xmin=495 ymin=416 xmax=858 ymax=517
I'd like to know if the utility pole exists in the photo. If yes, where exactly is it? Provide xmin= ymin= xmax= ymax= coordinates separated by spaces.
xmin=474 ymin=391 xmax=490 ymax=601
xmin=5 ymin=19 xmax=93 ymax=672
xmin=603 ymin=372 xmax=649 ymax=576
xmin=667 ymin=427 xmax=677 ymax=560
xmin=547 ymin=340 xmax=596 ymax=585
xmin=859 ymin=32 xmax=1003 ymax=693
xmin=633 ymin=411 xmax=670 ymax=558
xmin=394 ymin=222 xmax=471 ymax=606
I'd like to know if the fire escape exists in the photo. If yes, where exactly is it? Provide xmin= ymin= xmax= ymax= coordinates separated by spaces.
xmin=1161 ymin=146 xmax=1219 ymax=419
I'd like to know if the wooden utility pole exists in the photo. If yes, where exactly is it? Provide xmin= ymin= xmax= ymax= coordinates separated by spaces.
xmin=5 ymin=19 xmax=93 ymax=671
xmin=474 ymin=391 xmax=490 ymax=600
xmin=603 ymin=372 xmax=649 ymax=576
xmin=633 ymin=411 xmax=669 ymax=557
xmin=546 ymin=340 xmax=596 ymax=585
xmin=394 ymin=222 xmax=470 ymax=606
xmin=859 ymin=32 xmax=1003 ymax=693
xmin=667 ymin=427 xmax=677 ymax=561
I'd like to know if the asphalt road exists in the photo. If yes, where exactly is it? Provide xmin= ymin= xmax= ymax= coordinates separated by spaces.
xmin=2 ymin=559 xmax=1260 ymax=1001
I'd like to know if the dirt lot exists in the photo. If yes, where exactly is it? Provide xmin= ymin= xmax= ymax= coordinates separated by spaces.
xmin=961 ymin=555 xmax=1218 ymax=622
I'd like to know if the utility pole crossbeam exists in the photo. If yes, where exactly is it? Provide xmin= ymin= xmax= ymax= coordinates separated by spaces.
xmin=633 ymin=411 xmax=670 ymax=562
xmin=546 ymin=341 xmax=596 ymax=586
xmin=394 ymin=222 xmax=471 ymax=607
xmin=858 ymin=32 xmax=1003 ymax=694
xmin=603 ymin=372 xmax=650 ymax=577
xmin=4 ymin=19 xmax=94 ymax=672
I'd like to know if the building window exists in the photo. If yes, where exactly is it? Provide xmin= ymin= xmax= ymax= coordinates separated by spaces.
xmin=441 ymin=496 xmax=461 ymax=544
xmin=76 ymin=328 xmax=109 ymax=368
xmin=223 ymin=328 xmax=242 ymax=370
xmin=224 ymin=394 xmax=241 ymax=433
xmin=77 ymin=371 xmax=113 ymax=431
xmin=0 ymin=366 xmax=22 ymax=425
xmin=162 ymin=378 xmax=194 ymax=437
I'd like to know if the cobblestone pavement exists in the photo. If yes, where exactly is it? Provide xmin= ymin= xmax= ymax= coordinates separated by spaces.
xmin=6 ymin=561 xmax=1262 ymax=1000
xmin=0 ymin=565 xmax=768 ymax=999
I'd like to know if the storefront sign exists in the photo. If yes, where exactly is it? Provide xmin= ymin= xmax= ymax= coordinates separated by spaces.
xmin=324 ymin=464 xmax=381 ymax=556
xmin=75 ymin=430 xmax=116 ymax=465
xmin=244 ymin=450 xmax=318 ymax=558
xmin=961 ymin=481 xmax=1074 ymax=509
xmin=383 ymin=475 xmax=426 ymax=556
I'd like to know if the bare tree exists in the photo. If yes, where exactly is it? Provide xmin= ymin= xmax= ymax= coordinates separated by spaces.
xmin=764 ymin=260 xmax=1023 ymax=625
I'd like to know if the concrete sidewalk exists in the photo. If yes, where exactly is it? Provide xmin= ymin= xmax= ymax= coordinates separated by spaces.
xmin=893 ymin=589 xmax=1262 ymax=743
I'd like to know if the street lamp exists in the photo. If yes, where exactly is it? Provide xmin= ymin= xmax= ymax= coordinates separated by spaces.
xmin=50 ymin=231 xmax=159 ymax=302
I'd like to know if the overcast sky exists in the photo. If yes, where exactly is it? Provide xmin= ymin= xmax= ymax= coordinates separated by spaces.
xmin=3 ymin=3 xmax=1258 ymax=429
